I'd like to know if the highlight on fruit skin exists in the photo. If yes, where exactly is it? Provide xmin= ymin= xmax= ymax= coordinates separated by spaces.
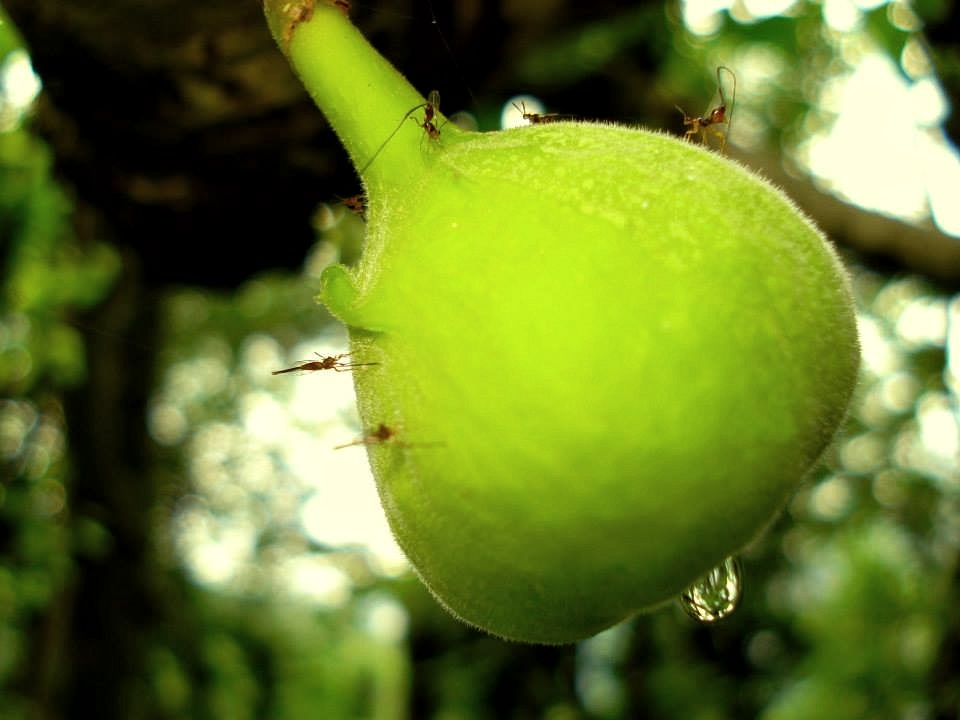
xmin=262 ymin=0 xmax=861 ymax=643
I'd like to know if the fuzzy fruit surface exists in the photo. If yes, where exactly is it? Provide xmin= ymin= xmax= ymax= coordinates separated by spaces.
xmin=321 ymin=121 xmax=860 ymax=643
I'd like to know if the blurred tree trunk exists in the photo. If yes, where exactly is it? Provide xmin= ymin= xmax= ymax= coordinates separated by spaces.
xmin=57 ymin=250 xmax=162 ymax=718
xmin=3 ymin=0 xmax=332 ymax=287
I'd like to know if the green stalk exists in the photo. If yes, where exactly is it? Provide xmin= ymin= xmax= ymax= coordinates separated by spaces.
xmin=263 ymin=0 xmax=464 ymax=190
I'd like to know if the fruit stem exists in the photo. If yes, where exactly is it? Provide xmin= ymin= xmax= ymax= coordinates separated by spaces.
xmin=262 ymin=0 xmax=458 ymax=190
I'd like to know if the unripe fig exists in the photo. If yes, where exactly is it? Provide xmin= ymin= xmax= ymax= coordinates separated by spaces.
xmin=265 ymin=1 xmax=860 ymax=643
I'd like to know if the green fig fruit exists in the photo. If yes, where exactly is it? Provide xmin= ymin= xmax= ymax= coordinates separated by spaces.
xmin=265 ymin=0 xmax=860 ymax=643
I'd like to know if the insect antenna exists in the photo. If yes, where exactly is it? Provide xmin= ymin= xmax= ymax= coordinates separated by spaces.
xmin=716 ymin=65 xmax=736 ymax=153
xmin=357 ymin=100 xmax=429 ymax=176
xmin=357 ymin=90 xmax=443 ymax=175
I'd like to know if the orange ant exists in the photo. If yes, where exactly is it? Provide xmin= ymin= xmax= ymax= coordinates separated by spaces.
xmin=415 ymin=90 xmax=442 ymax=140
xmin=337 ymin=194 xmax=367 ymax=218
xmin=331 ymin=0 xmax=350 ymax=16
xmin=334 ymin=422 xmax=398 ymax=449
xmin=333 ymin=422 xmax=445 ymax=450
xmin=272 ymin=352 xmax=377 ymax=375
xmin=676 ymin=66 xmax=736 ymax=153
xmin=358 ymin=90 xmax=444 ymax=175
xmin=511 ymin=101 xmax=564 ymax=125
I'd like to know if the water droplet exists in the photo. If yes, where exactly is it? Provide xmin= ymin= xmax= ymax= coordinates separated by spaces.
xmin=679 ymin=556 xmax=742 ymax=623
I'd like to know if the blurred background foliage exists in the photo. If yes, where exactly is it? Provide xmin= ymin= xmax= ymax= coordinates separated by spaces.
xmin=0 ymin=0 xmax=959 ymax=718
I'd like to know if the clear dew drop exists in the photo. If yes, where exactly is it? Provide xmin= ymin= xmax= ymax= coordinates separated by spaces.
xmin=679 ymin=556 xmax=742 ymax=623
